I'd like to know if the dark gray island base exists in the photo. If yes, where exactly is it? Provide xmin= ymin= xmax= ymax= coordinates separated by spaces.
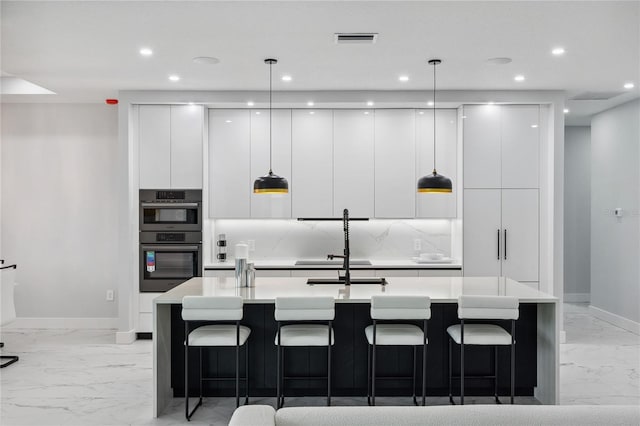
xmin=153 ymin=277 xmax=558 ymax=416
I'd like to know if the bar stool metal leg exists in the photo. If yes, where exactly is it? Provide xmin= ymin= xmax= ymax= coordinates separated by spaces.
xmin=327 ymin=323 xmax=332 ymax=406
xmin=422 ymin=319 xmax=427 ymax=406
xmin=245 ymin=341 xmax=250 ymax=405
xmin=371 ymin=322 xmax=377 ymax=406
xmin=460 ymin=320 xmax=465 ymax=405
xmin=412 ymin=345 xmax=418 ymax=406
xmin=448 ymin=338 xmax=454 ymax=404
xmin=367 ymin=344 xmax=372 ymax=406
xmin=511 ymin=320 xmax=516 ymax=404
xmin=494 ymin=345 xmax=500 ymax=404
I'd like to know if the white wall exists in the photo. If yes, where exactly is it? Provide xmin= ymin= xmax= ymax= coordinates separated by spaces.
xmin=1 ymin=103 xmax=119 ymax=324
xmin=590 ymin=99 xmax=640 ymax=328
xmin=564 ymin=126 xmax=591 ymax=301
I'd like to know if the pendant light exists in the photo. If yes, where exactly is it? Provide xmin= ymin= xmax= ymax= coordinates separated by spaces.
xmin=417 ymin=59 xmax=452 ymax=193
xmin=253 ymin=58 xmax=289 ymax=194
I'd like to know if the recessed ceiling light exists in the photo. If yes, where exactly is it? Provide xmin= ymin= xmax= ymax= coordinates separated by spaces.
xmin=624 ymin=82 xmax=635 ymax=89
xmin=488 ymin=101 xmax=495 ymax=105
xmin=427 ymin=101 xmax=434 ymax=106
xmin=563 ymin=108 xmax=570 ymax=114
xmin=139 ymin=48 xmax=153 ymax=56
xmin=367 ymin=101 xmax=374 ymax=106
xmin=307 ymin=101 xmax=314 ymax=107
xmin=225 ymin=120 xmax=232 ymax=123
xmin=247 ymin=101 xmax=255 ymax=106
xmin=281 ymin=75 xmax=292 ymax=82
xmin=531 ymin=124 xmax=538 ymax=128
xmin=255 ymin=111 xmax=261 ymax=115
xmin=168 ymin=75 xmax=180 ymax=82
xmin=486 ymin=57 xmax=512 ymax=65
xmin=551 ymin=47 xmax=565 ymax=56
xmin=193 ymin=56 xmax=220 ymax=65
xmin=514 ymin=75 xmax=525 ymax=82
xmin=309 ymin=111 xmax=315 ymax=115
xmin=398 ymin=75 xmax=409 ymax=82
xmin=364 ymin=111 xmax=370 ymax=115
xmin=462 ymin=115 xmax=467 ymax=119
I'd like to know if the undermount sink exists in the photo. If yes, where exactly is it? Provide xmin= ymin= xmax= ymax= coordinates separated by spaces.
xmin=295 ymin=259 xmax=372 ymax=266
xmin=306 ymin=277 xmax=387 ymax=285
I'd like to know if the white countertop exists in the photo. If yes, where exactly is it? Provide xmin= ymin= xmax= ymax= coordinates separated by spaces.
xmin=155 ymin=276 xmax=557 ymax=305
xmin=204 ymin=259 xmax=462 ymax=269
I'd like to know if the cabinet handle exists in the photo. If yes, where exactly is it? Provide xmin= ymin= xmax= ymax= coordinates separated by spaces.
xmin=497 ymin=229 xmax=501 ymax=260
xmin=504 ymin=229 xmax=507 ymax=260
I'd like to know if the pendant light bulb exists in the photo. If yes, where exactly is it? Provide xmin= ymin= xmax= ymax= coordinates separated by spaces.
xmin=254 ymin=58 xmax=289 ymax=194
xmin=417 ymin=59 xmax=452 ymax=194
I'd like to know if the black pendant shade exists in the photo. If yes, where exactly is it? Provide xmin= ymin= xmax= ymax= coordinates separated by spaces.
xmin=417 ymin=58 xmax=452 ymax=194
xmin=254 ymin=58 xmax=289 ymax=194
xmin=253 ymin=171 xmax=289 ymax=194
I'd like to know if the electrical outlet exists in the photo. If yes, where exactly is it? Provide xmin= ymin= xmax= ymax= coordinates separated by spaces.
xmin=248 ymin=239 xmax=255 ymax=251
xmin=414 ymin=239 xmax=422 ymax=251
xmin=106 ymin=290 xmax=115 ymax=301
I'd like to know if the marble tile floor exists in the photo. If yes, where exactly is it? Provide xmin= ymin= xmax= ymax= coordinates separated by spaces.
xmin=0 ymin=303 xmax=638 ymax=426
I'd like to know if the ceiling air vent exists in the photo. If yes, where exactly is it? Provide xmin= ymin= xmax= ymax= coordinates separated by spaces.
xmin=334 ymin=33 xmax=378 ymax=44
xmin=571 ymin=91 xmax=625 ymax=101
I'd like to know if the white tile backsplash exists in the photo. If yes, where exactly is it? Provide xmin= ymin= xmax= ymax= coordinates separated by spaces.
xmin=210 ymin=219 xmax=453 ymax=262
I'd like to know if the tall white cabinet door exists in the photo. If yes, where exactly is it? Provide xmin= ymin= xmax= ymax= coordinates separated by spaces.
xmin=291 ymin=110 xmax=333 ymax=218
xmin=374 ymin=109 xmax=415 ymax=218
xmin=501 ymin=189 xmax=539 ymax=282
xmin=250 ymin=109 xmax=292 ymax=218
xmin=501 ymin=105 xmax=540 ymax=188
xmin=139 ymin=105 xmax=171 ymax=189
xmin=416 ymin=109 xmax=457 ymax=218
xmin=209 ymin=109 xmax=251 ymax=218
xmin=170 ymin=105 xmax=203 ymax=189
xmin=463 ymin=189 xmax=502 ymax=276
xmin=463 ymin=105 xmax=501 ymax=189
xmin=333 ymin=110 xmax=374 ymax=217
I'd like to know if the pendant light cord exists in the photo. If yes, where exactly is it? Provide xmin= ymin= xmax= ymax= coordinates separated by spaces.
xmin=432 ymin=60 xmax=437 ymax=174
xmin=269 ymin=60 xmax=273 ymax=174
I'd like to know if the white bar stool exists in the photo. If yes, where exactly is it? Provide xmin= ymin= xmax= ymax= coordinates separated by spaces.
xmin=447 ymin=294 xmax=519 ymax=405
xmin=365 ymin=295 xmax=431 ymax=406
xmin=274 ymin=296 xmax=335 ymax=408
xmin=182 ymin=296 xmax=251 ymax=421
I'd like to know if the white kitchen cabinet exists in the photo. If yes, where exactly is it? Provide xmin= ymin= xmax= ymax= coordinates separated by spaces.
xmin=291 ymin=110 xmax=333 ymax=218
xmin=463 ymin=105 xmax=539 ymax=189
xmin=209 ymin=109 xmax=251 ymax=218
xmin=139 ymin=105 xmax=203 ymax=189
xmin=139 ymin=105 xmax=171 ymax=188
xmin=374 ymin=109 xmax=416 ymax=218
xmin=333 ymin=110 xmax=375 ymax=217
xmin=463 ymin=188 xmax=538 ymax=282
xmin=170 ymin=105 xmax=203 ymax=189
xmin=250 ymin=109 xmax=292 ymax=218
xmin=416 ymin=109 xmax=457 ymax=218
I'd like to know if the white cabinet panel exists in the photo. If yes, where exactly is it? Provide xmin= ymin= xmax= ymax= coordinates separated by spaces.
xmin=250 ymin=109 xmax=292 ymax=218
xmin=501 ymin=189 xmax=539 ymax=282
xmin=170 ymin=105 xmax=203 ymax=189
xmin=463 ymin=105 xmax=501 ymax=189
xmin=501 ymin=106 xmax=539 ymax=188
xmin=139 ymin=105 xmax=171 ymax=189
xmin=291 ymin=110 xmax=333 ymax=218
xmin=374 ymin=110 xmax=416 ymax=218
xmin=333 ymin=110 xmax=375 ymax=217
xmin=209 ymin=110 xmax=251 ymax=218
xmin=463 ymin=189 xmax=502 ymax=276
xmin=416 ymin=109 xmax=457 ymax=218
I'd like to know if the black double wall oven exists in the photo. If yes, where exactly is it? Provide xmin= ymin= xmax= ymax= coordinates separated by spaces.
xmin=139 ymin=190 xmax=202 ymax=292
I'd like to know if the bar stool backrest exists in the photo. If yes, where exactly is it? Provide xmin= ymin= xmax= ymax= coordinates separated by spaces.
xmin=181 ymin=296 xmax=244 ymax=321
xmin=275 ymin=297 xmax=335 ymax=321
xmin=457 ymin=295 xmax=519 ymax=320
xmin=370 ymin=295 xmax=431 ymax=320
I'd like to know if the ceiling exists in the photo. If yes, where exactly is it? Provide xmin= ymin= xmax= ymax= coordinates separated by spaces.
xmin=1 ymin=1 xmax=638 ymax=125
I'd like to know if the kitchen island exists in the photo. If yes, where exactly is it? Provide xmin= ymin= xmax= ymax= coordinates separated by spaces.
xmin=153 ymin=276 xmax=558 ymax=416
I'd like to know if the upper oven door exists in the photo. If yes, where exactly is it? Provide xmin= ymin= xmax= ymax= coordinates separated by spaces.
xmin=139 ymin=202 xmax=202 ymax=231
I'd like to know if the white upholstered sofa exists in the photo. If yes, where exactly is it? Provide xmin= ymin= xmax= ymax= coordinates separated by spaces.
xmin=228 ymin=404 xmax=640 ymax=426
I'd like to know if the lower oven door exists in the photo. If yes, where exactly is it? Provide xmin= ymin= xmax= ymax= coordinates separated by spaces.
xmin=140 ymin=244 xmax=202 ymax=292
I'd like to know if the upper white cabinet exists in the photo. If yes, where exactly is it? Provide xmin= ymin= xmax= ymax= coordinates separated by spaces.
xmin=209 ymin=109 xmax=251 ymax=218
xmin=250 ymin=109 xmax=292 ymax=218
xmin=374 ymin=109 xmax=416 ymax=218
xmin=463 ymin=105 xmax=539 ymax=189
xmin=333 ymin=110 xmax=375 ymax=217
xmin=291 ymin=110 xmax=333 ymax=218
xmin=139 ymin=105 xmax=203 ymax=189
xmin=416 ymin=109 xmax=457 ymax=218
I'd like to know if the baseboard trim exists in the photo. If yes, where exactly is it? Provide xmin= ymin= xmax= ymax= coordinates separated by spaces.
xmin=7 ymin=317 xmax=118 ymax=329
xmin=588 ymin=305 xmax=640 ymax=335
xmin=564 ymin=293 xmax=590 ymax=303
xmin=116 ymin=329 xmax=137 ymax=344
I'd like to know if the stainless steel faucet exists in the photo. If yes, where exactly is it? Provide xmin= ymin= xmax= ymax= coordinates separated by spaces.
xmin=327 ymin=209 xmax=351 ymax=285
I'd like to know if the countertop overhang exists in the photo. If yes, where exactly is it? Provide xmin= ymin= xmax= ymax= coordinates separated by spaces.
xmin=204 ymin=259 xmax=462 ymax=270
xmin=155 ymin=276 xmax=557 ymax=305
